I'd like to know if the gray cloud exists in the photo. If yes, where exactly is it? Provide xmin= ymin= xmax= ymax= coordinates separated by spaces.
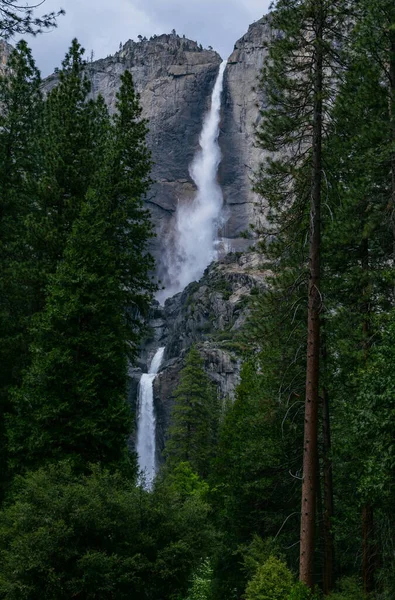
xmin=14 ymin=0 xmax=271 ymax=76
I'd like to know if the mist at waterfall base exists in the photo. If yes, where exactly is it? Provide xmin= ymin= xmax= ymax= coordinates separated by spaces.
xmin=136 ymin=347 xmax=165 ymax=490
xmin=157 ymin=61 xmax=227 ymax=304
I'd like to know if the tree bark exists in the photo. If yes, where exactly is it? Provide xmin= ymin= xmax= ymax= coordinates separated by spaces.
xmin=390 ymin=29 xmax=395 ymax=294
xmin=299 ymin=3 xmax=323 ymax=588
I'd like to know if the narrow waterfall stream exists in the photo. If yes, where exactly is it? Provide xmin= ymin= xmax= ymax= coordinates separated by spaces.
xmin=136 ymin=61 xmax=227 ymax=487
xmin=157 ymin=60 xmax=227 ymax=303
xmin=136 ymin=347 xmax=165 ymax=489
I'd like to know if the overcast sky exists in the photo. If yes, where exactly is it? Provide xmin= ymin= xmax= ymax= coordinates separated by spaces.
xmin=14 ymin=0 xmax=272 ymax=76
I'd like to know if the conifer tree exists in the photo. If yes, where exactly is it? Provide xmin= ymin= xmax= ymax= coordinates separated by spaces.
xmin=0 ymin=41 xmax=42 ymax=498
xmin=321 ymin=4 xmax=395 ymax=592
xmin=255 ymin=0 xmax=348 ymax=587
xmin=0 ymin=0 xmax=64 ymax=38
xmin=8 ymin=65 xmax=155 ymax=475
xmin=165 ymin=346 xmax=218 ymax=479
xmin=26 ymin=39 xmax=111 ymax=313
xmin=96 ymin=69 xmax=156 ymax=350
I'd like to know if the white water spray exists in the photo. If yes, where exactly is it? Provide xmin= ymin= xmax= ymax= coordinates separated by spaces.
xmin=136 ymin=347 xmax=165 ymax=489
xmin=158 ymin=61 xmax=227 ymax=303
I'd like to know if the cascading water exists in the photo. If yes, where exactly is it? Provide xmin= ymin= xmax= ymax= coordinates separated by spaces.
xmin=157 ymin=60 xmax=227 ymax=303
xmin=136 ymin=347 xmax=165 ymax=489
xmin=136 ymin=61 xmax=227 ymax=486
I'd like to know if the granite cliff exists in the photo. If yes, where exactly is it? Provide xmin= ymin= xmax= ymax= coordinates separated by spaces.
xmin=128 ymin=251 xmax=270 ymax=459
xmin=41 ymin=20 xmax=274 ymax=457
xmin=43 ymin=34 xmax=222 ymax=282
xmin=219 ymin=16 xmax=272 ymax=244
xmin=40 ymin=19 xmax=272 ymax=281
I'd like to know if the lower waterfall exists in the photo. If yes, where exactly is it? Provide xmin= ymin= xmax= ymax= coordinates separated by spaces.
xmin=136 ymin=347 xmax=165 ymax=489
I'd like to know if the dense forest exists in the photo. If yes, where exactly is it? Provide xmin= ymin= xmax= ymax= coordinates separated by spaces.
xmin=0 ymin=0 xmax=394 ymax=599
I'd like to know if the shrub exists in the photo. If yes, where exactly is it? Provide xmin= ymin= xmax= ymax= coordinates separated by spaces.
xmin=245 ymin=556 xmax=294 ymax=600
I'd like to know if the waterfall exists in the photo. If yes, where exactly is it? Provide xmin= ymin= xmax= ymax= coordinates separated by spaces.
xmin=136 ymin=347 xmax=165 ymax=489
xmin=158 ymin=60 xmax=227 ymax=303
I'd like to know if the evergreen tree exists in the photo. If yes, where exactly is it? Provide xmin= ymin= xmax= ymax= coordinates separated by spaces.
xmin=7 ymin=67 xmax=155 ymax=475
xmin=322 ymin=10 xmax=395 ymax=592
xmin=165 ymin=346 xmax=218 ymax=479
xmin=255 ymin=0 xmax=348 ymax=587
xmin=96 ymin=69 xmax=155 ymax=351
xmin=211 ymin=361 xmax=299 ymax=600
xmin=0 ymin=41 xmax=42 ymax=499
xmin=26 ymin=39 xmax=111 ymax=313
xmin=0 ymin=0 xmax=64 ymax=38
xmin=0 ymin=463 xmax=215 ymax=600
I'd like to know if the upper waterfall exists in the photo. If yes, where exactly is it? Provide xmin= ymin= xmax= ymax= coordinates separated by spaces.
xmin=158 ymin=61 xmax=227 ymax=303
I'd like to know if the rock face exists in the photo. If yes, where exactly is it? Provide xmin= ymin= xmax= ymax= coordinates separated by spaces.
xmin=43 ymin=34 xmax=222 ymax=279
xmin=219 ymin=16 xmax=273 ymax=246
xmin=41 ymin=20 xmax=274 ymax=279
xmin=0 ymin=40 xmax=14 ymax=73
xmin=129 ymin=251 xmax=270 ymax=461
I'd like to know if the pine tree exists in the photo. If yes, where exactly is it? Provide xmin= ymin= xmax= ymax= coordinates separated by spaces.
xmin=96 ymin=69 xmax=156 ymax=350
xmin=7 ymin=65 xmax=155 ymax=475
xmin=165 ymin=346 xmax=218 ymax=479
xmin=212 ymin=362 xmax=296 ymax=600
xmin=0 ymin=41 xmax=42 ymax=499
xmin=26 ymin=39 xmax=111 ymax=312
xmin=321 ymin=3 xmax=395 ymax=592
xmin=255 ymin=0 xmax=348 ymax=587
xmin=0 ymin=0 xmax=64 ymax=38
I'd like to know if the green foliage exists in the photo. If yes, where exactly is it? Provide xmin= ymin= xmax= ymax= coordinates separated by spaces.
xmin=164 ymin=462 xmax=209 ymax=499
xmin=7 ymin=44 xmax=155 ymax=476
xmin=241 ymin=536 xmax=282 ymax=581
xmin=287 ymin=582 xmax=317 ymax=600
xmin=0 ymin=463 xmax=215 ymax=600
xmin=245 ymin=556 xmax=294 ymax=600
xmin=0 ymin=40 xmax=43 ymax=499
xmin=27 ymin=39 xmax=111 ymax=306
xmin=210 ymin=362 xmax=299 ymax=599
xmin=165 ymin=346 xmax=219 ymax=479
xmin=326 ymin=577 xmax=365 ymax=600
xmin=185 ymin=559 xmax=214 ymax=600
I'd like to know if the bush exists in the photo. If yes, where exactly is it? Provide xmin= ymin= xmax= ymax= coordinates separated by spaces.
xmin=245 ymin=556 xmax=294 ymax=600
xmin=288 ymin=582 xmax=317 ymax=600
xmin=0 ymin=463 xmax=215 ymax=600
xmin=186 ymin=559 xmax=213 ymax=600
xmin=327 ymin=577 xmax=365 ymax=600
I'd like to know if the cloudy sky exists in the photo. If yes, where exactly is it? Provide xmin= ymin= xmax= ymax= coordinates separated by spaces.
xmin=14 ymin=0 xmax=272 ymax=76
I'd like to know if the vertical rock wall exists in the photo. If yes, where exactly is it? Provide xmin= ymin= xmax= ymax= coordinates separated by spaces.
xmin=219 ymin=16 xmax=273 ymax=246
xmin=42 ymin=34 xmax=222 ymax=281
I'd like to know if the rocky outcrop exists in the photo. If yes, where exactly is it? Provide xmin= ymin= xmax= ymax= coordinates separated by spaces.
xmin=129 ymin=251 xmax=270 ymax=459
xmin=0 ymin=40 xmax=13 ymax=73
xmin=219 ymin=16 xmax=273 ymax=245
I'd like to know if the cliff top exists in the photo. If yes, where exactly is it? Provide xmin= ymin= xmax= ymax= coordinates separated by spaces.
xmin=94 ymin=32 xmax=222 ymax=69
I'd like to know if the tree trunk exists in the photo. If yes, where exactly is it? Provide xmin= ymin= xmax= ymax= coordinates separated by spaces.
xmin=390 ymin=30 xmax=395 ymax=293
xmin=299 ymin=5 xmax=323 ymax=588
xmin=322 ymin=386 xmax=335 ymax=594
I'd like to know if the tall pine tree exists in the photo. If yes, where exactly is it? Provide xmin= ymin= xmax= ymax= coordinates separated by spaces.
xmin=255 ymin=0 xmax=348 ymax=587
xmin=0 ymin=41 xmax=42 ymax=499
xmin=7 ymin=68 xmax=155 ymax=475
